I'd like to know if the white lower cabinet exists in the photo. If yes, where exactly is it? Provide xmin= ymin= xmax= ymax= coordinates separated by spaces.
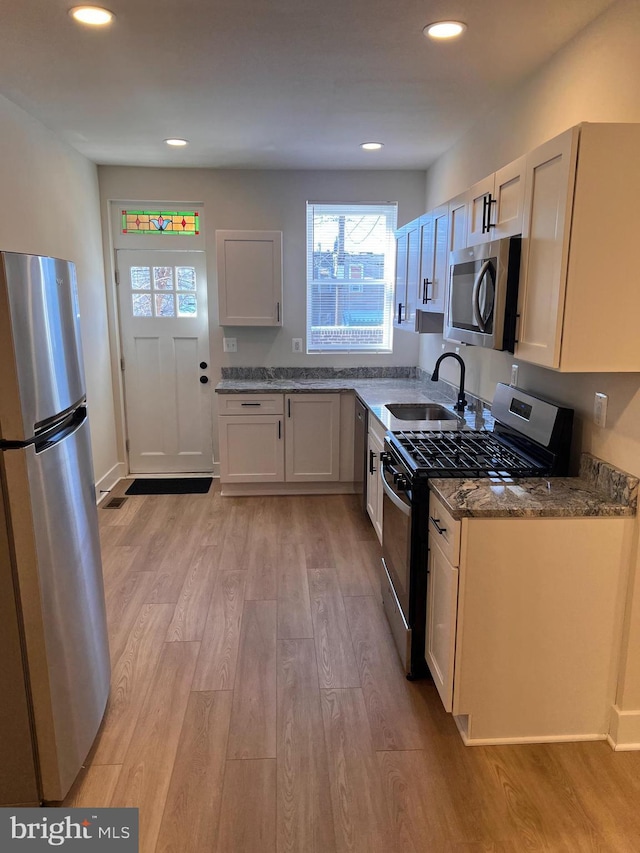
xmin=425 ymin=534 xmax=459 ymax=713
xmin=365 ymin=418 xmax=385 ymax=543
xmin=426 ymin=491 xmax=633 ymax=744
xmin=218 ymin=414 xmax=284 ymax=482
xmin=218 ymin=392 xmax=342 ymax=488
xmin=284 ymin=393 xmax=340 ymax=481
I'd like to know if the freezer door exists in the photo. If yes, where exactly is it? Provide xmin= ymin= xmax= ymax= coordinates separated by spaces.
xmin=3 ymin=412 xmax=110 ymax=801
xmin=0 ymin=252 xmax=85 ymax=441
xmin=0 ymin=489 xmax=39 ymax=806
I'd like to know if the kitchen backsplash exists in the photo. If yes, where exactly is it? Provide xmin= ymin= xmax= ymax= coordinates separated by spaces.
xmin=220 ymin=366 xmax=418 ymax=380
xmin=580 ymin=453 xmax=639 ymax=511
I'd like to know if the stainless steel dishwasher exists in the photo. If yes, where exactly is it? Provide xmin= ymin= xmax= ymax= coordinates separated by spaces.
xmin=354 ymin=397 xmax=368 ymax=513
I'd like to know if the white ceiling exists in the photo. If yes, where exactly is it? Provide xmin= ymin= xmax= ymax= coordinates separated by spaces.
xmin=1 ymin=0 xmax=615 ymax=170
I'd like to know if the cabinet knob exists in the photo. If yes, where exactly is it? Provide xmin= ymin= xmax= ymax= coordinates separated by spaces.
xmin=200 ymin=361 xmax=208 ymax=369
xmin=200 ymin=376 xmax=209 ymax=384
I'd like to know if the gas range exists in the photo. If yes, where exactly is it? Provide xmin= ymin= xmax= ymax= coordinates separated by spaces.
xmin=385 ymin=382 xmax=574 ymax=483
xmin=379 ymin=383 xmax=573 ymax=679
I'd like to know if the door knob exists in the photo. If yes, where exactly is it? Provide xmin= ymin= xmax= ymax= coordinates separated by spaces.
xmin=200 ymin=376 xmax=209 ymax=384
xmin=200 ymin=361 xmax=208 ymax=369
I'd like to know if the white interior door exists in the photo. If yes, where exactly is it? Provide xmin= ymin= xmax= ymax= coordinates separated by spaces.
xmin=116 ymin=249 xmax=213 ymax=474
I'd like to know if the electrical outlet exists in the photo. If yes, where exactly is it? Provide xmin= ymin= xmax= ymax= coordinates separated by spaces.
xmin=292 ymin=338 xmax=303 ymax=353
xmin=223 ymin=337 xmax=237 ymax=353
xmin=594 ymin=392 xmax=608 ymax=428
xmin=510 ymin=364 xmax=519 ymax=387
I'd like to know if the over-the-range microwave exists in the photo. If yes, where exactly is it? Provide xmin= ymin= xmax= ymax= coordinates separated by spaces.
xmin=444 ymin=236 xmax=521 ymax=351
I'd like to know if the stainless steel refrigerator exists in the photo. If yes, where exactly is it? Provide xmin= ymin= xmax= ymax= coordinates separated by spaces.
xmin=0 ymin=251 xmax=110 ymax=805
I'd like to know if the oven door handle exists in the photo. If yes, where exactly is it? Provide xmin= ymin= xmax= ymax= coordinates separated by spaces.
xmin=380 ymin=462 xmax=411 ymax=516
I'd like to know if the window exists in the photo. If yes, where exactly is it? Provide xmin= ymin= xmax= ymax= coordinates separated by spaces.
xmin=306 ymin=202 xmax=397 ymax=352
xmin=130 ymin=265 xmax=198 ymax=317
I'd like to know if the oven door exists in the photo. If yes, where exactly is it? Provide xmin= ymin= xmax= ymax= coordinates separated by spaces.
xmin=380 ymin=452 xmax=413 ymax=670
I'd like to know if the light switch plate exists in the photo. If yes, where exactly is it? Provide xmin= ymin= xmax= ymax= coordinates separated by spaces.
xmin=510 ymin=364 xmax=519 ymax=387
xmin=292 ymin=338 xmax=303 ymax=353
xmin=594 ymin=392 xmax=608 ymax=427
xmin=223 ymin=337 xmax=237 ymax=353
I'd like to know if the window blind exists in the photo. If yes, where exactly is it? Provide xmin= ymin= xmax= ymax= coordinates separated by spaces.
xmin=306 ymin=202 xmax=397 ymax=353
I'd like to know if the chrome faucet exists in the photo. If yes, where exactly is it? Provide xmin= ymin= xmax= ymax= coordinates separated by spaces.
xmin=431 ymin=352 xmax=467 ymax=413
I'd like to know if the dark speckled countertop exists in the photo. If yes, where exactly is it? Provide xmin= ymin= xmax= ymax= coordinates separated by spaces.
xmin=215 ymin=376 xmax=495 ymax=433
xmin=429 ymin=453 xmax=638 ymax=519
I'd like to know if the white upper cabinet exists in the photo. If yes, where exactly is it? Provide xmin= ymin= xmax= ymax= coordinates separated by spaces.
xmin=492 ymin=156 xmax=527 ymax=239
xmin=448 ymin=193 xmax=468 ymax=253
xmin=516 ymin=123 xmax=640 ymax=371
xmin=419 ymin=205 xmax=449 ymax=314
xmin=216 ymin=230 xmax=283 ymax=326
xmin=466 ymin=155 xmax=526 ymax=247
xmin=466 ymin=174 xmax=495 ymax=247
xmin=394 ymin=221 xmax=420 ymax=329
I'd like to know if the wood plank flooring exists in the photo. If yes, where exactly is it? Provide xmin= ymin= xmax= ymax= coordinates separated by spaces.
xmin=63 ymin=482 xmax=640 ymax=852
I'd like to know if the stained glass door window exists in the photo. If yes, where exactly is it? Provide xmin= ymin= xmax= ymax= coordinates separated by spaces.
xmin=122 ymin=210 xmax=199 ymax=235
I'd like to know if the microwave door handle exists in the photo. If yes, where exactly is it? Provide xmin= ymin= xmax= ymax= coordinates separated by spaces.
xmin=471 ymin=260 xmax=491 ymax=332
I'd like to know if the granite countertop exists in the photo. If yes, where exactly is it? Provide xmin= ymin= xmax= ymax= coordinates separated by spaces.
xmin=215 ymin=374 xmax=495 ymax=432
xmin=429 ymin=454 xmax=639 ymax=519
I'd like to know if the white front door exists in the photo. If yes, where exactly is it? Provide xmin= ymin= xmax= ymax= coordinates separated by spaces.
xmin=116 ymin=249 xmax=213 ymax=474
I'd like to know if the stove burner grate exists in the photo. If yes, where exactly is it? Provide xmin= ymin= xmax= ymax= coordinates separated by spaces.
xmin=392 ymin=430 xmax=547 ymax=478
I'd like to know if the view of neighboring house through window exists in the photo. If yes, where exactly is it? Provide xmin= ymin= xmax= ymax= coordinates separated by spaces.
xmin=306 ymin=202 xmax=397 ymax=352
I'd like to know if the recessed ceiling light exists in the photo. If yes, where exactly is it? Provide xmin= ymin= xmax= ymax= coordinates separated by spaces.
xmin=424 ymin=21 xmax=466 ymax=40
xmin=361 ymin=142 xmax=384 ymax=151
xmin=69 ymin=6 xmax=115 ymax=25
xmin=164 ymin=138 xmax=189 ymax=147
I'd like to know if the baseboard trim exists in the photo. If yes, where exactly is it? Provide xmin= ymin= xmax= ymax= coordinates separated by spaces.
xmin=220 ymin=481 xmax=357 ymax=497
xmin=95 ymin=462 xmax=126 ymax=504
xmin=453 ymin=715 xmax=607 ymax=746
xmin=608 ymin=705 xmax=640 ymax=750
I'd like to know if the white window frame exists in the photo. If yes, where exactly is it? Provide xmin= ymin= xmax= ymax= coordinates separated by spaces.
xmin=306 ymin=202 xmax=397 ymax=353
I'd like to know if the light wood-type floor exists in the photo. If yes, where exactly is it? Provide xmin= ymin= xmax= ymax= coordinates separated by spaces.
xmin=64 ymin=482 xmax=640 ymax=852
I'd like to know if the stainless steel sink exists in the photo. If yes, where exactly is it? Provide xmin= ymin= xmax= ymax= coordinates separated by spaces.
xmin=385 ymin=403 xmax=459 ymax=421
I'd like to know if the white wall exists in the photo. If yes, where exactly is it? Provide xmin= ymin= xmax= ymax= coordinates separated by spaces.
xmin=0 ymin=95 xmax=119 ymax=491
xmin=98 ymin=167 xmax=426 ymax=463
xmin=419 ymin=0 xmax=640 ymax=734
xmin=98 ymin=167 xmax=426 ymax=372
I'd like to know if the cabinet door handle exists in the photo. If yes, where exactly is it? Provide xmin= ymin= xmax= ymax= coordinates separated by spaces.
xmin=397 ymin=302 xmax=404 ymax=324
xmin=241 ymin=402 xmax=261 ymax=407
xmin=287 ymin=398 xmax=291 ymax=418
xmin=483 ymin=194 xmax=496 ymax=233
xmin=369 ymin=449 xmax=377 ymax=474
xmin=429 ymin=515 xmax=447 ymax=535
xmin=277 ymin=301 xmax=280 ymax=322
xmin=278 ymin=419 xmax=282 ymax=439
xmin=423 ymin=278 xmax=431 ymax=304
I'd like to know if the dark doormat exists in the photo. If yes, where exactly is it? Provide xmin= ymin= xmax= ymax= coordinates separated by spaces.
xmin=125 ymin=477 xmax=213 ymax=496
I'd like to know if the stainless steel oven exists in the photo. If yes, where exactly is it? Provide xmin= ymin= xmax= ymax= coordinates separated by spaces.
xmin=380 ymin=453 xmax=413 ymax=669
xmin=378 ymin=383 xmax=573 ymax=680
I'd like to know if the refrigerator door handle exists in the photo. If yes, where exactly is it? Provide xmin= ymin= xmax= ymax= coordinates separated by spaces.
xmin=34 ymin=407 xmax=86 ymax=453
xmin=0 ymin=407 xmax=86 ymax=452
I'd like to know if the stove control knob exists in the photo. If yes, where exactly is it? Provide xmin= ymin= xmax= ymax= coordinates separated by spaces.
xmin=379 ymin=452 xmax=391 ymax=465
xmin=396 ymin=476 xmax=408 ymax=491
